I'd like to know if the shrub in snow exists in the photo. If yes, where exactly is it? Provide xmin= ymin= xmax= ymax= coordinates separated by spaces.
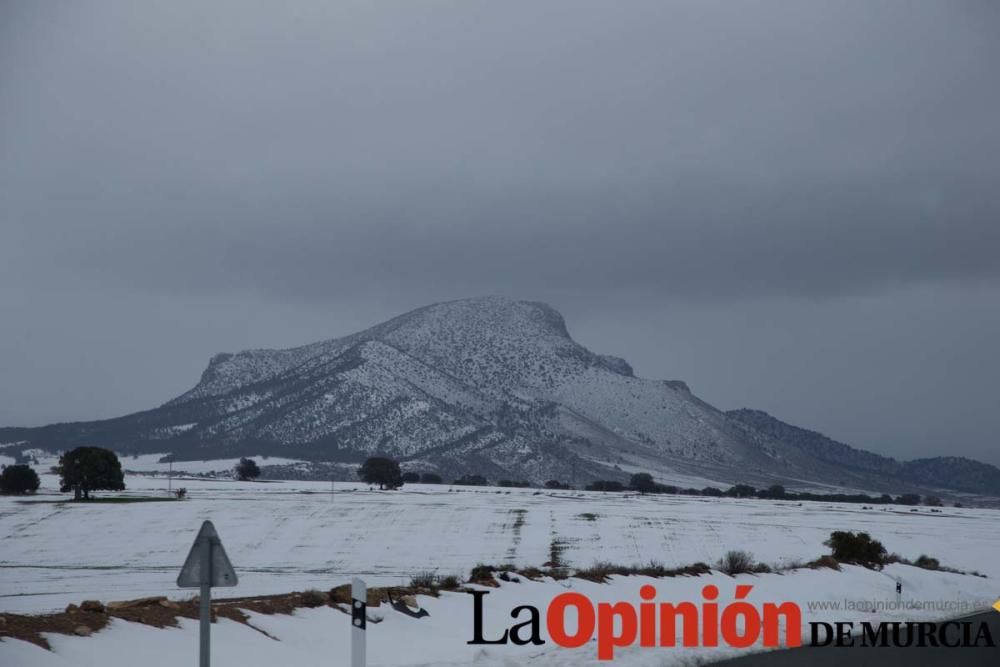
xmin=811 ymin=555 xmax=841 ymax=570
xmin=300 ymin=589 xmax=328 ymax=607
xmin=824 ymin=531 xmax=887 ymax=569
xmin=409 ymin=571 xmax=437 ymax=588
xmin=469 ymin=564 xmax=514 ymax=583
xmin=717 ymin=550 xmax=757 ymax=575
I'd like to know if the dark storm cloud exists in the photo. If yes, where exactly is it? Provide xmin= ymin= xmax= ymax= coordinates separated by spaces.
xmin=1 ymin=1 xmax=998 ymax=464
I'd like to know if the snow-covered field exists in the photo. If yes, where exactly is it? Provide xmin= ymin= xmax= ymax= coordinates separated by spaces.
xmin=2 ymin=467 xmax=999 ymax=665
xmin=2 ymin=566 xmax=994 ymax=667
xmin=118 ymin=452 xmax=309 ymax=475
xmin=2 ymin=470 xmax=1000 ymax=614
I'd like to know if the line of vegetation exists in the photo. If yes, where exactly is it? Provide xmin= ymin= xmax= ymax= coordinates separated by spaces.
xmin=575 ymin=561 xmax=713 ymax=582
xmin=824 ymin=530 xmax=986 ymax=577
xmin=1 ymin=450 xmax=954 ymax=513
xmin=408 ymin=572 xmax=462 ymax=590
xmin=359 ymin=458 xmax=952 ymax=508
xmin=463 ymin=529 xmax=984 ymax=585
xmin=587 ymin=473 xmax=947 ymax=507
xmin=453 ymin=474 xmax=489 ymax=486
xmin=400 ymin=472 xmax=443 ymax=484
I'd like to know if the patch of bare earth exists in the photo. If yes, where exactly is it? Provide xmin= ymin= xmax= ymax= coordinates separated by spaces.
xmin=0 ymin=584 xmax=455 ymax=650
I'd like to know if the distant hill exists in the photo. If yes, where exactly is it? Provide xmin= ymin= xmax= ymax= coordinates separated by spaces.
xmin=726 ymin=409 xmax=1000 ymax=495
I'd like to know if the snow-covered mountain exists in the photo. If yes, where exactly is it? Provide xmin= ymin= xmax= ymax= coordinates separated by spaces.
xmin=2 ymin=297 xmax=998 ymax=494
xmin=724 ymin=409 xmax=1000 ymax=495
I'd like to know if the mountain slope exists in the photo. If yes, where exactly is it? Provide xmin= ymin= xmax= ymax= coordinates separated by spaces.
xmin=2 ymin=297 xmax=997 ymax=495
xmin=726 ymin=409 xmax=1000 ymax=495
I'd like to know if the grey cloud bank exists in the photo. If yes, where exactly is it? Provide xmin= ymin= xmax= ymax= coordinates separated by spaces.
xmin=1 ymin=1 xmax=998 ymax=464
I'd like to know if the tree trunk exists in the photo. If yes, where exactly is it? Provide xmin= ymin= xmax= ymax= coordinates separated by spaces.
xmin=74 ymin=486 xmax=81 ymax=501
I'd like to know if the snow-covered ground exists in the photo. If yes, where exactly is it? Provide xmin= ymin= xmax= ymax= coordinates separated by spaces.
xmin=1 ymin=467 xmax=998 ymax=665
xmin=1 ymin=566 xmax=996 ymax=667
xmin=3 ymin=469 xmax=999 ymax=613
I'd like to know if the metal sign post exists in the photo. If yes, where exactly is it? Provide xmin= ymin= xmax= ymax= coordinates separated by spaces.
xmin=352 ymin=577 xmax=366 ymax=667
xmin=199 ymin=537 xmax=211 ymax=667
xmin=178 ymin=520 xmax=238 ymax=667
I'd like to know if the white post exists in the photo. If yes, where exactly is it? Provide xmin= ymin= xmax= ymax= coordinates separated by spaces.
xmin=351 ymin=577 xmax=366 ymax=667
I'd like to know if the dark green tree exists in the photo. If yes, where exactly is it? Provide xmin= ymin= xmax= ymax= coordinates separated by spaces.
xmin=453 ymin=474 xmax=488 ymax=486
xmin=0 ymin=464 xmax=40 ymax=494
xmin=401 ymin=471 xmax=420 ymax=483
xmin=57 ymin=447 xmax=125 ymax=500
xmin=420 ymin=472 xmax=443 ymax=484
xmin=764 ymin=484 xmax=786 ymax=499
xmin=726 ymin=484 xmax=757 ymax=498
xmin=234 ymin=457 xmax=261 ymax=481
xmin=629 ymin=473 xmax=657 ymax=494
xmin=585 ymin=480 xmax=625 ymax=492
xmin=358 ymin=457 xmax=403 ymax=489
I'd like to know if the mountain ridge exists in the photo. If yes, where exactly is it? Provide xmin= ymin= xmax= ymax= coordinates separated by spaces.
xmin=2 ymin=297 xmax=997 ymax=496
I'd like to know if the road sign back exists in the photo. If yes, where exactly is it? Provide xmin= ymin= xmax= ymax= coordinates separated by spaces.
xmin=177 ymin=520 xmax=238 ymax=588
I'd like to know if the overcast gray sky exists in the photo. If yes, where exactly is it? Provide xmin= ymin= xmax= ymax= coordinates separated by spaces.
xmin=1 ymin=1 xmax=998 ymax=465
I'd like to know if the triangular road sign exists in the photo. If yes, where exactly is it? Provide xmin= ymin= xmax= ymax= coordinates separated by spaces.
xmin=177 ymin=520 xmax=238 ymax=588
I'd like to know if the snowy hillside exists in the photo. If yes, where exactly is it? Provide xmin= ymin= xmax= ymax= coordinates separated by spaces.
xmin=2 ymin=297 xmax=998 ymax=494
